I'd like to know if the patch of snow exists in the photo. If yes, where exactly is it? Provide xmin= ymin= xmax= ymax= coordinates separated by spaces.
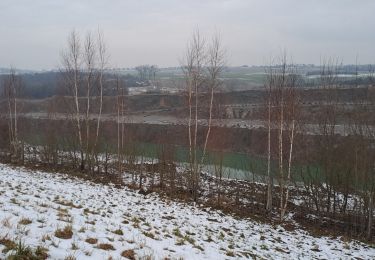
xmin=0 ymin=163 xmax=374 ymax=259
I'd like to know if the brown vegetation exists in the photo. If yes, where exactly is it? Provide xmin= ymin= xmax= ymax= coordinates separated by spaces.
xmin=55 ymin=225 xmax=73 ymax=239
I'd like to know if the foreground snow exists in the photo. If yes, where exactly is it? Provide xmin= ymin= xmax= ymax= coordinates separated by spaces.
xmin=0 ymin=164 xmax=374 ymax=259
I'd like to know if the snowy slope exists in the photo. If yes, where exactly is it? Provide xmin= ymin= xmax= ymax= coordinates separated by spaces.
xmin=0 ymin=164 xmax=374 ymax=259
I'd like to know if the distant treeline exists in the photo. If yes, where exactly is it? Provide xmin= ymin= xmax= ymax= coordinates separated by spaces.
xmin=306 ymin=64 xmax=375 ymax=76
xmin=0 ymin=72 xmax=140 ymax=99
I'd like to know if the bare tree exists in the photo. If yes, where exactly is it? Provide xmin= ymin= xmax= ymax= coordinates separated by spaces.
xmin=116 ymin=75 xmax=126 ymax=172
xmin=61 ymin=30 xmax=85 ymax=170
xmin=265 ymin=54 xmax=300 ymax=219
xmin=181 ymin=30 xmax=226 ymax=201
xmin=264 ymin=61 xmax=275 ymax=212
xmin=280 ymin=64 xmax=300 ymax=219
xmin=182 ymin=29 xmax=207 ymax=201
xmin=317 ymin=58 xmax=340 ymax=214
xmin=61 ymin=29 xmax=110 ymax=172
xmin=2 ymin=68 xmax=22 ymax=161
xmin=83 ymin=31 xmax=96 ymax=171
xmin=349 ymin=64 xmax=375 ymax=239
xmin=201 ymin=33 xmax=226 ymax=166
xmin=135 ymin=65 xmax=158 ymax=83
xmin=93 ymin=29 xmax=109 ymax=172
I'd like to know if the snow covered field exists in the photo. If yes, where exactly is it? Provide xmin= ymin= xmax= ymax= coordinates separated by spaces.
xmin=0 ymin=163 xmax=374 ymax=259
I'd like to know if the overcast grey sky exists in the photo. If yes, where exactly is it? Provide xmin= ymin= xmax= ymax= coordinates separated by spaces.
xmin=0 ymin=0 xmax=374 ymax=70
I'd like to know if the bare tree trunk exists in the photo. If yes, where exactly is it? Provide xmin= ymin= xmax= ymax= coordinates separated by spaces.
xmin=61 ymin=30 xmax=84 ymax=170
xmin=188 ymin=77 xmax=193 ymax=176
xmin=74 ymin=64 xmax=84 ymax=170
xmin=121 ymin=89 xmax=125 ymax=156
xmin=201 ymin=34 xmax=225 ymax=166
xmin=368 ymin=191 xmax=373 ymax=240
xmin=94 ymin=29 xmax=107 ymax=172
xmin=281 ymin=119 xmax=295 ymax=219
xmin=201 ymin=81 xmax=214 ymax=165
xmin=193 ymin=77 xmax=199 ymax=201
xmin=266 ymin=95 xmax=273 ymax=211
xmin=7 ymin=86 xmax=14 ymax=153
xmin=13 ymin=90 xmax=18 ymax=154
xmin=116 ymin=76 xmax=121 ymax=172
xmin=279 ymin=85 xmax=284 ymax=219
xmin=84 ymin=32 xmax=95 ymax=172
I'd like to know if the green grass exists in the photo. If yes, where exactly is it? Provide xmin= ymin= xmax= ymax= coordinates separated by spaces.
xmin=21 ymin=132 xmax=322 ymax=181
xmin=221 ymin=72 xmax=267 ymax=84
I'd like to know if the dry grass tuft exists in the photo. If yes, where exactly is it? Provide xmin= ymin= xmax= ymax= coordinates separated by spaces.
xmin=97 ymin=243 xmax=115 ymax=251
xmin=112 ymin=229 xmax=123 ymax=235
xmin=0 ymin=237 xmax=17 ymax=253
xmin=18 ymin=218 xmax=32 ymax=225
xmin=55 ymin=225 xmax=73 ymax=239
xmin=121 ymin=249 xmax=136 ymax=259
xmin=85 ymin=238 xmax=98 ymax=244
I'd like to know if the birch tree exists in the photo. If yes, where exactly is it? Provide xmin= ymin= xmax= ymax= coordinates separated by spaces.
xmin=317 ymin=59 xmax=340 ymax=214
xmin=280 ymin=65 xmax=300 ymax=219
xmin=264 ymin=62 xmax=275 ymax=212
xmin=181 ymin=30 xmax=225 ymax=201
xmin=83 ymin=31 xmax=96 ymax=171
xmin=116 ymin=75 xmax=126 ymax=173
xmin=266 ymin=54 xmax=300 ymax=219
xmin=61 ymin=29 xmax=110 ymax=172
xmin=349 ymin=65 xmax=375 ymax=239
xmin=181 ymin=30 xmax=206 ymax=201
xmin=61 ymin=30 xmax=84 ymax=170
xmin=201 ymin=33 xmax=225 ymax=166
xmin=2 ymin=68 xmax=22 ymax=161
